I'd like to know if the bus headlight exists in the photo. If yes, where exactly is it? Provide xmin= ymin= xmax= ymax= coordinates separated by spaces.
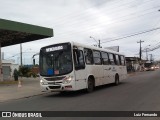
xmin=40 ymin=79 xmax=48 ymax=85
xmin=63 ymin=76 xmax=73 ymax=84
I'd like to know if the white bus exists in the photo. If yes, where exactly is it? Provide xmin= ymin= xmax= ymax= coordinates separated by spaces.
xmin=39 ymin=42 xmax=127 ymax=92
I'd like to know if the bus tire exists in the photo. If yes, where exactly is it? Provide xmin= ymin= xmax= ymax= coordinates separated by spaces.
xmin=115 ymin=74 xmax=119 ymax=86
xmin=87 ymin=77 xmax=94 ymax=93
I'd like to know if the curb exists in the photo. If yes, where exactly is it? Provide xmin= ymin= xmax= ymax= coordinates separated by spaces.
xmin=0 ymin=92 xmax=48 ymax=103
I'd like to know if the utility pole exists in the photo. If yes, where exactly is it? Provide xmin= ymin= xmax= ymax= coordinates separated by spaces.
xmin=98 ymin=40 xmax=102 ymax=48
xmin=20 ymin=43 xmax=22 ymax=66
xmin=146 ymin=48 xmax=148 ymax=61
xmin=137 ymin=40 xmax=144 ymax=60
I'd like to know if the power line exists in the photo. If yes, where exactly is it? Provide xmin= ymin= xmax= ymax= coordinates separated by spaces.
xmin=53 ymin=0 xmax=155 ymax=27
xmin=5 ymin=53 xmax=20 ymax=60
xmin=5 ymin=52 xmax=37 ymax=60
xmin=53 ymin=0 xmax=137 ymax=26
xmin=51 ymin=1 xmax=159 ymax=45
xmin=147 ymin=44 xmax=160 ymax=51
xmin=54 ymin=2 xmax=159 ymax=33
xmin=51 ymin=0 xmax=158 ymax=38
xmin=56 ymin=9 xmax=159 ymax=37
xmin=51 ymin=0 xmax=160 ymax=39
xmin=101 ymin=27 xmax=160 ymax=44
xmin=140 ymin=13 xmax=160 ymax=47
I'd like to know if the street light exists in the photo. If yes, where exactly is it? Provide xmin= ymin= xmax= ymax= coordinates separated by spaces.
xmin=145 ymin=48 xmax=150 ymax=61
xmin=143 ymin=44 xmax=151 ymax=50
xmin=90 ymin=36 xmax=98 ymax=44
xmin=144 ymin=45 xmax=151 ymax=61
xmin=149 ymin=54 xmax=153 ymax=62
xmin=90 ymin=36 xmax=101 ymax=48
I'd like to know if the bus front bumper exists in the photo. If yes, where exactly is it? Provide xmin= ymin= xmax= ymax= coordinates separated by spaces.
xmin=40 ymin=84 xmax=74 ymax=92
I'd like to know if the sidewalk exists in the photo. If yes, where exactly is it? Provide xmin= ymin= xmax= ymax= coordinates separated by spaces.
xmin=0 ymin=77 xmax=44 ymax=102
xmin=127 ymin=70 xmax=146 ymax=76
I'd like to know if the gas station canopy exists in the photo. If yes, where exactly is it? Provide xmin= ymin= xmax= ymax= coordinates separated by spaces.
xmin=0 ymin=18 xmax=53 ymax=47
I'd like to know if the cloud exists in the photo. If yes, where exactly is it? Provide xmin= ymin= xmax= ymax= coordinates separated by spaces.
xmin=1 ymin=0 xmax=160 ymax=64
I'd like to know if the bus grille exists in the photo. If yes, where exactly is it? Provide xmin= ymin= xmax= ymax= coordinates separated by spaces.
xmin=48 ymin=81 xmax=62 ymax=85
xmin=45 ymin=77 xmax=65 ymax=81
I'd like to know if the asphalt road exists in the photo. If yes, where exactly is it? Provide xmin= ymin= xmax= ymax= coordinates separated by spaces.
xmin=0 ymin=69 xmax=160 ymax=120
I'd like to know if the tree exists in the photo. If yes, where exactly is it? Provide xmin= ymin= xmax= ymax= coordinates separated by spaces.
xmin=19 ymin=66 xmax=31 ymax=77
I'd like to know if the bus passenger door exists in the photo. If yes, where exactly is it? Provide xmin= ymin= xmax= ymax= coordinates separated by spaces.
xmin=73 ymin=49 xmax=87 ymax=90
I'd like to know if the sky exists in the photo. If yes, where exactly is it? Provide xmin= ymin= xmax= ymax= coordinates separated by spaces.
xmin=1 ymin=0 xmax=160 ymax=65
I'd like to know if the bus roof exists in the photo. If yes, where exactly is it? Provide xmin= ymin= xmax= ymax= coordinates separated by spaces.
xmin=72 ymin=41 xmax=124 ymax=56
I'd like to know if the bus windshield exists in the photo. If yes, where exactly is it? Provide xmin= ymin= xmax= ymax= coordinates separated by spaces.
xmin=39 ymin=43 xmax=73 ymax=76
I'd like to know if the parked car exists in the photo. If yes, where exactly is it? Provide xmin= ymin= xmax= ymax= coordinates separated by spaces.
xmin=155 ymin=66 xmax=159 ymax=69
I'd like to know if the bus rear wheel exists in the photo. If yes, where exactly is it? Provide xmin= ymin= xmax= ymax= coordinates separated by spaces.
xmin=115 ymin=74 xmax=119 ymax=86
xmin=87 ymin=78 xmax=94 ymax=93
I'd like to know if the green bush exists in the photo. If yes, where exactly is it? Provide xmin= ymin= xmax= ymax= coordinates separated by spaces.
xmin=18 ymin=66 xmax=37 ymax=78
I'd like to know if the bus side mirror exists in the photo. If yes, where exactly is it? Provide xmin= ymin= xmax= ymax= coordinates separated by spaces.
xmin=33 ymin=58 xmax=35 ymax=65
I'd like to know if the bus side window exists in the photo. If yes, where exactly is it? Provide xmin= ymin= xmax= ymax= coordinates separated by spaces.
xmin=101 ymin=52 xmax=110 ymax=65
xmin=118 ymin=55 xmax=122 ymax=65
xmin=93 ymin=50 xmax=101 ymax=65
xmin=120 ymin=56 xmax=125 ymax=66
xmin=84 ymin=48 xmax=93 ymax=64
xmin=115 ymin=55 xmax=120 ymax=65
xmin=109 ymin=53 xmax=115 ymax=65
xmin=74 ymin=49 xmax=85 ymax=70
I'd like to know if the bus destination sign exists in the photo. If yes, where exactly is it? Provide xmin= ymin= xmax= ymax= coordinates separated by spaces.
xmin=46 ymin=46 xmax=63 ymax=52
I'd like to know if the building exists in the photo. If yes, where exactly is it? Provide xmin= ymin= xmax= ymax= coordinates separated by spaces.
xmin=2 ymin=59 xmax=19 ymax=80
xmin=125 ymin=57 xmax=140 ymax=72
xmin=125 ymin=57 xmax=147 ymax=72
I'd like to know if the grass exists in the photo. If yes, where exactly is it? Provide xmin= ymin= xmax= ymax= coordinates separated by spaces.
xmin=0 ymin=80 xmax=18 ymax=85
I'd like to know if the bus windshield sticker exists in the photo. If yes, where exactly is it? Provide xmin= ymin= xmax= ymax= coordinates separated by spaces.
xmin=47 ymin=69 xmax=54 ymax=75
xmin=54 ymin=70 xmax=59 ymax=75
